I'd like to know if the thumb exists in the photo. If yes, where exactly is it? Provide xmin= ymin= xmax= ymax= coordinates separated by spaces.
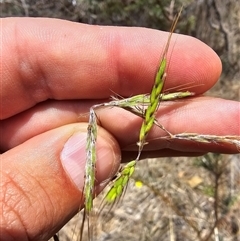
xmin=0 ymin=123 xmax=120 ymax=241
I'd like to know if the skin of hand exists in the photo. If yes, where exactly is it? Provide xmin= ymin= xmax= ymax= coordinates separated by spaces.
xmin=0 ymin=18 xmax=239 ymax=241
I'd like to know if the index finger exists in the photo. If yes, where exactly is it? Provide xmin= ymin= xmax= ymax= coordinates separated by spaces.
xmin=1 ymin=18 xmax=222 ymax=119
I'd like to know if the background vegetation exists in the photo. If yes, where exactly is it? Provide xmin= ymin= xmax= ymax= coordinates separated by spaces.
xmin=1 ymin=0 xmax=239 ymax=240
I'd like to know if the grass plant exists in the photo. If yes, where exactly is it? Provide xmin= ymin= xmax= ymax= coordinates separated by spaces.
xmin=50 ymin=7 xmax=240 ymax=241
xmin=75 ymin=7 xmax=240 ymax=241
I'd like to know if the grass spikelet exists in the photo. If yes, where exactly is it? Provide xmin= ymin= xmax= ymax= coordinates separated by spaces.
xmin=104 ymin=160 xmax=137 ymax=204
xmin=161 ymin=91 xmax=195 ymax=100
xmin=138 ymin=55 xmax=167 ymax=150
xmin=172 ymin=133 xmax=240 ymax=148
xmin=80 ymin=107 xmax=97 ymax=241
xmin=138 ymin=7 xmax=182 ymax=151
xmin=100 ymin=91 xmax=194 ymax=110
xmin=84 ymin=107 xmax=97 ymax=213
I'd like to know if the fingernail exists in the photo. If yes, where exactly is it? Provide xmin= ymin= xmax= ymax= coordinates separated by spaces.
xmin=61 ymin=132 xmax=87 ymax=190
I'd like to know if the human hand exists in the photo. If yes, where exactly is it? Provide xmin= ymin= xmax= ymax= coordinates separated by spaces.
xmin=1 ymin=18 xmax=239 ymax=241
